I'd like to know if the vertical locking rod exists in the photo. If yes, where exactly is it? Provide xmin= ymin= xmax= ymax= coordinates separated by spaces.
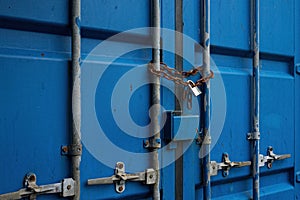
xmin=251 ymin=0 xmax=260 ymax=199
xmin=151 ymin=0 xmax=161 ymax=199
xmin=71 ymin=0 xmax=82 ymax=199
xmin=202 ymin=0 xmax=211 ymax=199
xmin=175 ymin=0 xmax=183 ymax=198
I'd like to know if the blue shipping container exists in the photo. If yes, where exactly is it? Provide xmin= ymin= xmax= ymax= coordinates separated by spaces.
xmin=0 ymin=0 xmax=300 ymax=199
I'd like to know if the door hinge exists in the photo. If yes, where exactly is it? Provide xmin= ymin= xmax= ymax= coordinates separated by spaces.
xmin=0 ymin=173 xmax=75 ymax=199
xmin=259 ymin=146 xmax=291 ymax=168
xmin=87 ymin=162 xmax=157 ymax=193
xmin=210 ymin=153 xmax=251 ymax=177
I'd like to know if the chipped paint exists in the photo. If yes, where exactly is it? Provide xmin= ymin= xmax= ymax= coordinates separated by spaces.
xmin=75 ymin=16 xmax=81 ymax=28
xmin=205 ymin=38 xmax=210 ymax=48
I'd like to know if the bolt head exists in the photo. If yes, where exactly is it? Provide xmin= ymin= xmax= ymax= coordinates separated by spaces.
xmin=117 ymin=163 xmax=124 ymax=169
xmin=62 ymin=146 xmax=68 ymax=153
xmin=28 ymin=174 xmax=36 ymax=183
xmin=269 ymin=147 xmax=273 ymax=151
xmin=267 ymin=162 xmax=272 ymax=169
xmin=144 ymin=140 xmax=149 ymax=147
xmin=67 ymin=185 xmax=72 ymax=190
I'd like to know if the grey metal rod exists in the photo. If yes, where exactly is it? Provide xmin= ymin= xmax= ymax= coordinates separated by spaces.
xmin=151 ymin=0 xmax=161 ymax=200
xmin=71 ymin=0 xmax=81 ymax=199
xmin=175 ymin=0 xmax=183 ymax=199
xmin=202 ymin=0 xmax=211 ymax=199
xmin=251 ymin=0 xmax=260 ymax=199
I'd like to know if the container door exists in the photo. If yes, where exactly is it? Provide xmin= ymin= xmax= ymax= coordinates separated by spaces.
xmin=0 ymin=1 xmax=299 ymax=200
xmin=171 ymin=0 xmax=298 ymax=199
xmin=0 ymin=0 xmax=158 ymax=199
xmin=0 ymin=1 xmax=71 ymax=199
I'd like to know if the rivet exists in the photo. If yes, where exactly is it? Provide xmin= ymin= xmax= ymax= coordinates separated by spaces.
xmin=62 ymin=146 xmax=68 ymax=153
xmin=118 ymin=186 xmax=123 ymax=192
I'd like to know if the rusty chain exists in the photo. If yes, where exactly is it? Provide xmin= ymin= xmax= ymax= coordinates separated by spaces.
xmin=148 ymin=62 xmax=214 ymax=87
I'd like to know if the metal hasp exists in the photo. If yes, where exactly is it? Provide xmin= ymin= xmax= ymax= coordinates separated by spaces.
xmin=87 ymin=162 xmax=157 ymax=194
xmin=249 ymin=0 xmax=260 ymax=199
xmin=163 ymin=111 xmax=199 ymax=141
xmin=71 ymin=0 xmax=82 ymax=199
xmin=259 ymin=146 xmax=291 ymax=169
xmin=201 ymin=0 xmax=212 ymax=199
xmin=210 ymin=153 xmax=251 ymax=177
xmin=149 ymin=0 xmax=161 ymax=199
xmin=0 ymin=173 xmax=75 ymax=199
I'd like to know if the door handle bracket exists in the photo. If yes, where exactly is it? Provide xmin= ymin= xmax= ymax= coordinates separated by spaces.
xmin=259 ymin=146 xmax=291 ymax=168
xmin=210 ymin=153 xmax=251 ymax=177
xmin=0 ymin=173 xmax=75 ymax=199
xmin=87 ymin=162 xmax=157 ymax=193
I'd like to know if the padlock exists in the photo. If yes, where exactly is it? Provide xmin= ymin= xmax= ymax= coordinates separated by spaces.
xmin=187 ymin=80 xmax=202 ymax=96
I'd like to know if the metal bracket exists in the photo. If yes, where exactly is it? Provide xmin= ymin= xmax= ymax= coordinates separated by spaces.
xmin=61 ymin=144 xmax=82 ymax=156
xmin=0 ymin=173 xmax=75 ymax=199
xmin=163 ymin=111 xmax=199 ymax=142
xmin=143 ymin=138 xmax=161 ymax=149
xmin=87 ymin=162 xmax=157 ymax=193
xmin=210 ymin=153 xmax=251 ymax=177
xmin=247 ymin=132 xmax=260 ymax=140
xmin=202 ymin=135 xmax=212 ymax=145
xmin=196 ymin=135 xmax=211 ymax=145
xmin=259 ymin=146 xmax=291 ymax=168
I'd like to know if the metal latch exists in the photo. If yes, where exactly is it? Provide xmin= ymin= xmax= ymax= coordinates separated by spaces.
xmin=87 ymin=162 xmax=157 ymax=193
xmin=0 ymin=173 xmax=75 ymax=199
xmin=210 ymin=153 xmax=251 ymax=177
xmin=259 ymin=146 xmax=291 ymax=168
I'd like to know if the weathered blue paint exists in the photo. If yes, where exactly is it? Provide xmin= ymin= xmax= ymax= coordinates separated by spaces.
xmin=251 ymin=0 xmax=260 ymax=199
xmin=0 ymin=0 xmax=298 ymax=199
